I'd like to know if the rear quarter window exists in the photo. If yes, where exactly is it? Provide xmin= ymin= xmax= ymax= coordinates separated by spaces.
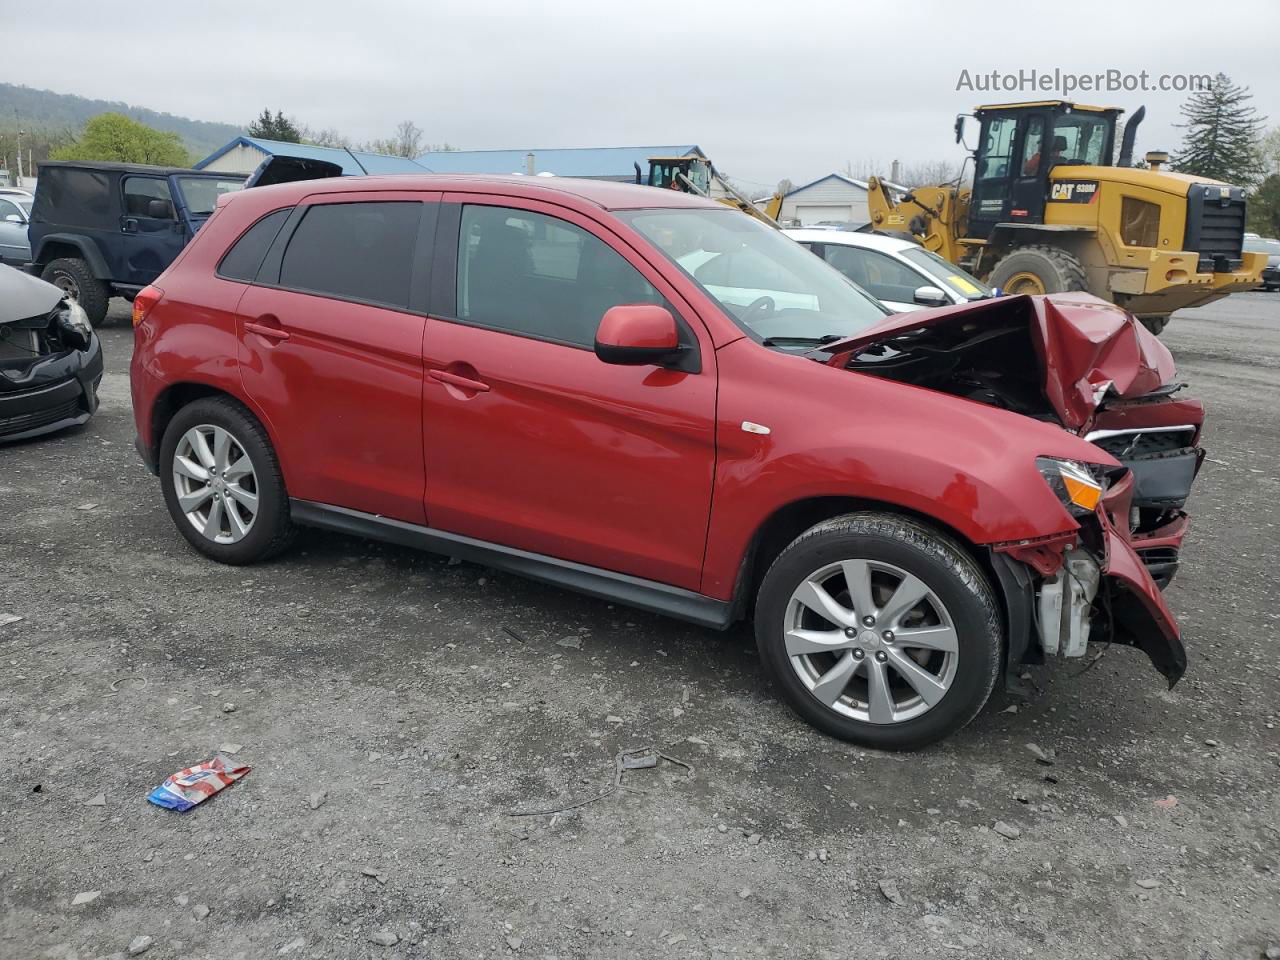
xmin=278 ymin=201 xmax=421 ymax=308
xmin=217 ymin=209 xmax=292 ymax=282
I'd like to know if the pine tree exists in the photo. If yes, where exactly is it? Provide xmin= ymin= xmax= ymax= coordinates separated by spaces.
xmin=247 ymin=109 xmax=301 ymax=143
xmin=1173 ymin=73 xmax=1264 ymax=187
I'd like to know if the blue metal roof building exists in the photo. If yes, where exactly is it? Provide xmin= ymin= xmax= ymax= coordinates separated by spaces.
xmin=415 ymin=145 xmax=704 ymax=181
xmin=195 ymin=137 xmax=430 ymax=176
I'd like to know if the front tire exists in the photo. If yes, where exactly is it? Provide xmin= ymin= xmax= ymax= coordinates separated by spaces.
xmin=1139 ymin=315 xmax=1170 ymax=335
xmin=988 ymin=244 xmax=1087 ymax=297
xmin=755 ymin=513 xmax=1002 ymax=750
xmin=159 ymin=397 xmax=294 ymax=565
xmin=40 ymin=258 xmax=110 ymax=325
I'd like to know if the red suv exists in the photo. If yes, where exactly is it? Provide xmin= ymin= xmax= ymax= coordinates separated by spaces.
xmin=131 ymin=175 xmax=1203 ymax=749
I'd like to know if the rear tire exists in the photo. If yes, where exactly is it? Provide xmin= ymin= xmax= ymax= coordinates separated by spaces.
xmin=989 ymin=244 xmax=1087 ymax=297
xmin=41 ymin=257 xmax=110 ymax=325
xmin=1139 ymin=315 xmax=1170 ymax=335
xmin=754 ymin=512 xmax=1002 ymax=750
xmin=159 ymin=397 xmax=294 ymax=565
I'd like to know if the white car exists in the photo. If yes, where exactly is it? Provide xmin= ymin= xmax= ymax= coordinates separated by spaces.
xmin=784 ymin=229 xmax=993 ymax=313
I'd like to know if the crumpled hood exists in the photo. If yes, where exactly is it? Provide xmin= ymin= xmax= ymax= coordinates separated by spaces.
xmin=819 ymin=292 xmax=1177 ymax=431
xmin=1 ymin=263 xmax=63 ymax=325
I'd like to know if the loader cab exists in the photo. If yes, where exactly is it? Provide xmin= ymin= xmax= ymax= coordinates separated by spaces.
xmin=647 ymin=156 xmax=712 ymax=196
xmin=965 ymin=101 xmax=1119 ymax=239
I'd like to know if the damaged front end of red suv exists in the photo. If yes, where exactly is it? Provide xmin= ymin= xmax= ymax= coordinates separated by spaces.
xmin=821 ymin=292 xmax=1202 ymax=689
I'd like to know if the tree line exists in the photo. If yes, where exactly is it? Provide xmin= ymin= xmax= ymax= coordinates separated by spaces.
xmin=245 ymin=110 xmax=455 ymax=157
xmin=0 ymin=108 xmax=455 ymax=178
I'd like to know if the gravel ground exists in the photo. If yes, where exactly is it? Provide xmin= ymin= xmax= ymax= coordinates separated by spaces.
xmin=1 ymin=293 xmax=1278 ymax=960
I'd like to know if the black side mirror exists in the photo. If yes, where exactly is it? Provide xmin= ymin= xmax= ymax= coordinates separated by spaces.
xmin=147 ymin=199 xmax=173 ymax=219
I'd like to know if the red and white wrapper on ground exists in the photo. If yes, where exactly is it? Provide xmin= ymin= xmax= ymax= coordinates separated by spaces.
xmin=147 ymin=755 xmax=250 ymax=811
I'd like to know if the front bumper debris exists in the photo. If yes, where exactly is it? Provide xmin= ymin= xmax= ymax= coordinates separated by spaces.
xmin=0 ymin=332 xmax=103 ymax=442
xmin=993 ymin=476 xmax=1187 ymax=690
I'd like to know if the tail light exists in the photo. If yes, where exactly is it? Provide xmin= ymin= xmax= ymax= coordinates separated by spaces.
xmin=132 ymin=285 xmax=164 ymax=327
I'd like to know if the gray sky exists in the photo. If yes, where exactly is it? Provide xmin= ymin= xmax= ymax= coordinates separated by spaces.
xmin=4 ymin=0 xmax=1278 ymax=190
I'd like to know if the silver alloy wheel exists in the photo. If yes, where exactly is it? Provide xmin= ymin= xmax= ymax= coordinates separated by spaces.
xmin=784 ymin=559 xmax=959 ymax=724
xmin=172 ymin=424 xmax=259 ymax=544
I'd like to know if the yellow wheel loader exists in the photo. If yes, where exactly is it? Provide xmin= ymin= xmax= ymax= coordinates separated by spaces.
xmin=866 ymin=101 xmax=1266 ymax=333
xmin=640 ymin=155 xmax=784 ymax=226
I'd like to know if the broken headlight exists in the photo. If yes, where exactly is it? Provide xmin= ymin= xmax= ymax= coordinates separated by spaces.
xmin=1036 ymin=457 xmax=1106 ymax=517
xmin=56 ymin=298 xmax=93 ymax=349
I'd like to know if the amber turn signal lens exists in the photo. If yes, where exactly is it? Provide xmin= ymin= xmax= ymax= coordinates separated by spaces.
xmin=1062 ymin=473 xmax=1102 ymax=511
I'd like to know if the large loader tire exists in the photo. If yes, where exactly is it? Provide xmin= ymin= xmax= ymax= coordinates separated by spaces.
xmin=989 ymin=244 xmax=1088 ymax=297
xmin=1139 ymin=315 xmax=1170 ymax=335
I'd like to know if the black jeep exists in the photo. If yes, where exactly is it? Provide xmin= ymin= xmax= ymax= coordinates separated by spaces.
xmin=27 ymin=162 xmax=245 ymax=324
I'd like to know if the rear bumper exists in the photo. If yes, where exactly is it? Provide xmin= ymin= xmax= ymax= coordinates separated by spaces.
xmin=0 ymin=333 xmax=103 ymax=443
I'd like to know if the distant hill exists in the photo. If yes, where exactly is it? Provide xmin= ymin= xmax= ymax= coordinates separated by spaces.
xmin=0 ymin=82 xmax=243 ymax=159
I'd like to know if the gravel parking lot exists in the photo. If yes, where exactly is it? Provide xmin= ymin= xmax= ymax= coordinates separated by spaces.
xmin=2 ymin=293 xmax=1278 ymax=960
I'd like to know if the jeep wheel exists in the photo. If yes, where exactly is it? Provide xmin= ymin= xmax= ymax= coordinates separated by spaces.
xmin=989 ymin=244 xmax=1088 ymax=297
xmin=755 ymin=513 xmax=1002 ymax=750
xmin=41 ymin=258 xmax=110 ymax=325
xmin=159 ymin=397 xmax=295 ymax=565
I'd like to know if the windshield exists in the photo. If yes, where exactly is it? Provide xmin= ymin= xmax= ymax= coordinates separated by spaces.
xmin=618 ymin=208 xmax=889 ymax=344
xmin=1051 ymin=113 xmax=1112 ymax=167
xmin=901 ymin=247 xmax=993 ymax=300
xmin=175 ymin=176 xmax=245 ymax=216
xmin=17 ymin=199 xmax=32 ymax=216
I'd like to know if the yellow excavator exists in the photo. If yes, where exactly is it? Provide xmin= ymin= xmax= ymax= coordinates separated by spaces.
xmin=640 ymin=155 xmax=784 ymax=226
xmin=866 ymin=100 xmax=1265 ymax=333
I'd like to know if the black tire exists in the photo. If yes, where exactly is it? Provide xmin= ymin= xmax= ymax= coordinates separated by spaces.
xmin=1139 ymin=315 xmax=1170 ymax=335
xmin=40 ymin=258 xmax=111 ymax=325
xmin=159 ymin=396 xmax=295 ymax=565
xmin=989 ymin=244 xmax=1088 ymax=296
xmin=754 ymin=512 xmax=1002 ymax=750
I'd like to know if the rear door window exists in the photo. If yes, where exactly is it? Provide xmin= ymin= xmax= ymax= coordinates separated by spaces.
xmin=123 ymin=177 xmax=175 ymax=219
xmin=218 ymin=209 xmax=291 ymax=282
xmin=278 ymin=201 xmax=422 ymax=308
xmin=455 ymin=204 xmax=663 ymax=347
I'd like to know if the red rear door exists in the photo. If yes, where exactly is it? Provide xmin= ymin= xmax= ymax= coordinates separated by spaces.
xmin=420 ymin=194 xmax=717 ymax=590
xmin=236 ymin=191 xmax=438 ymax=523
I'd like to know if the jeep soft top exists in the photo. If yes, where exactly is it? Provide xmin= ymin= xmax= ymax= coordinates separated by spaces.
xmin=29 ymin=161 xmax=245 ymax=323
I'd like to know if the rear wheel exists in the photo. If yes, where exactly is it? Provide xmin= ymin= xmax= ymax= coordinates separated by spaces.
xmin=159 ymin=397 xmax=294 ymax=565
xmin=989 ymin=244 xmax=1087 ymax=297
xmin=755 ymin=513 xmax=1002 ymax=750
xmin=40 ymin=257 xmax=110 ymax=325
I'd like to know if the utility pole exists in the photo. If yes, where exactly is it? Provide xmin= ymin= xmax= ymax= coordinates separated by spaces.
xmin=16 ymin=128 xmax=24 ymax=182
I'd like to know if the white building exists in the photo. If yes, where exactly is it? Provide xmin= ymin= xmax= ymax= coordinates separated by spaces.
xmin=766 ymin=173 xmax=907 ymax=227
